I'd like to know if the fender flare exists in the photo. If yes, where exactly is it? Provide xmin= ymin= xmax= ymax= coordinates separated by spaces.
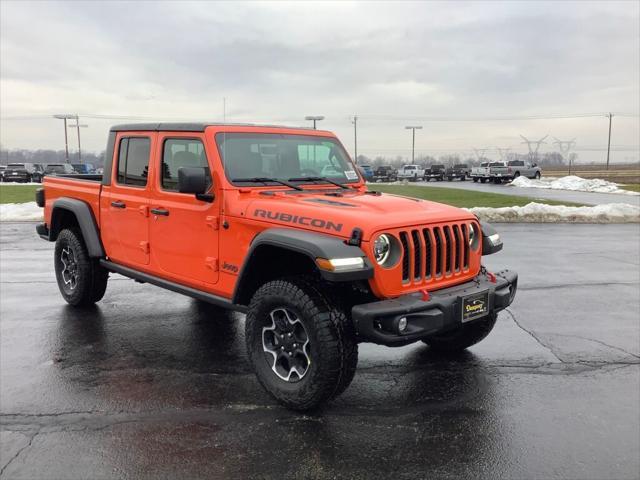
xmin=232 ymin=228 xmax=373 ymax=304
xmin=50 ymin=197 xmax=105 ymax=258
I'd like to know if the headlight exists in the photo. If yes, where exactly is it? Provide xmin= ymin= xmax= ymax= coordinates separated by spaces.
xmin=373 ymin=234 xmax=392 ymax=264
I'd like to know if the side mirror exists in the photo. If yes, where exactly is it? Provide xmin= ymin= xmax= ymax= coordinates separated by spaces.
xmin=178 ymin=167 xmax=213 ymax=202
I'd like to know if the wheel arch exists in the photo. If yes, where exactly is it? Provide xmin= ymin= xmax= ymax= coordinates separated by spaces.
xmin=49 ymin=197 xmax=105 ymax=258
xmin=232 ymin=228 xmax=372 ymax=306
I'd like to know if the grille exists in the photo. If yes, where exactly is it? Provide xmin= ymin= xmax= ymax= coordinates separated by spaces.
xmin=400 ymin=223 xmax=471 ymax=284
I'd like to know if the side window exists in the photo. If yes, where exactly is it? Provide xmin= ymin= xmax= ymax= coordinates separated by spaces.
xmin=161 ymin=138 xmax=210 ymax=192
xmin=117 ymin=137 xmax=150 ymax=187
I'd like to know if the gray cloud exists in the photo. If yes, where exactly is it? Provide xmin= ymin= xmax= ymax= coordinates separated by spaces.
xmin=1 ymin=0 xmax=638 ymax=162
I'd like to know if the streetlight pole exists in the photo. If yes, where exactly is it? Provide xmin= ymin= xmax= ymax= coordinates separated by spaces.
xmin=68 ymin=117 xmax=88 ymax=163
xmin=304 ymin=115 xmax=324 ymax=130
xmin=405 ymin=126 xmax=422 ymax=164
xmin=53 ymin=114 xmax=77 ymax=162
xmin=606 ymin=112 xmax=613 ymax=170
xmin=352 ymin=115 xmax=358 ymax=164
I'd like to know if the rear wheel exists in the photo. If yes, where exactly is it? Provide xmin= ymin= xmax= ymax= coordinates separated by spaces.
xmin=54 ymin=228 xmax=108 ymax=306
xmin=422 ymin=312 xmax=497 ymax=352
xmin=534 ymin=171 xmax=541 ymax=179
xmin=480 ymin=178 xmax=487 ymax=183
xmin=245 ymin=277 xmax=358 ymax=410
xmin=473 ymin=178 xmax=478 ymax=183
xmin=513 ymin=171 xmax=521 ymax=179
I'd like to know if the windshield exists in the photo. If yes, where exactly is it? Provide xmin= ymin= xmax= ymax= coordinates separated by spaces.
xmin=215 ymin=133 xmax=359 ymax=185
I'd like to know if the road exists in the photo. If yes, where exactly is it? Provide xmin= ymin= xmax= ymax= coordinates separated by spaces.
xmin=404 ymin=179 xmax=640 ymax=206
xmin=1 ymin=222 xmax=639 ymax=479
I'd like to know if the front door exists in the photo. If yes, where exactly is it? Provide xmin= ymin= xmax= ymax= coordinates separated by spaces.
xmin=148 ymin=134 xmax=220 ymax=286
xmin=100 ymin=134 xmax=154 ymax=266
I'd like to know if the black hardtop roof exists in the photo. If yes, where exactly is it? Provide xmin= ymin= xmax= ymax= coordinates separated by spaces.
xmin=110 ymin=122 xmax=318 ymax=133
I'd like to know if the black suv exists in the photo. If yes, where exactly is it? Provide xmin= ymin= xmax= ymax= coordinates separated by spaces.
xmin=2 ymin=163 xmax=40 ymax=183
xmin=445 ymin=164 xmax=469 ymax=181
xmin=372 ymin=165 xmax=398 ymax=182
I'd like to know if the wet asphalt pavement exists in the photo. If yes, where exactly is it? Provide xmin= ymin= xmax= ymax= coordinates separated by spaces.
xmin=1 ymin=222 xmax=639 ymax=479
xmin=404 ymin=179 xmax=640 ymax=206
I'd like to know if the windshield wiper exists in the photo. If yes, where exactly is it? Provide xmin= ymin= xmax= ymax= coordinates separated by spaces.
xmin=232 ymin=177 xmax=303 ymax=191
xmin=288 ymin=176 xmax=353 ymax=190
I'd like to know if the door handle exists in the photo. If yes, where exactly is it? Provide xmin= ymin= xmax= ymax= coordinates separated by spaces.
xmin=111 ymin=201 xmax=126 ymax=209
xmin=150 ymin=208 xmax=170 ymax=216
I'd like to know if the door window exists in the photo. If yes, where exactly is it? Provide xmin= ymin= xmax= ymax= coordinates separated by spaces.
xmin=117 ymin=137 xmax=151 ymax=187
xmin=161 ymin=138 xmax=210 ymax=191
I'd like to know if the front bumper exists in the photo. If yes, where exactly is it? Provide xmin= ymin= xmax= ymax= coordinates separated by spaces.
xmin=352 ymin=269 xmax=517 ymax=346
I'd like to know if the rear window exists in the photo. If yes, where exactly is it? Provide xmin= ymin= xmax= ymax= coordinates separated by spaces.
xmin=7 ymin=163 xmax=25 ymax=168
xmin=508 ymin=160 xmax=525 ymax=166
xmin=117 ymin=137 xmax=151 ymax=187
xmin=489 ymin=162 xmax=504 ymax=167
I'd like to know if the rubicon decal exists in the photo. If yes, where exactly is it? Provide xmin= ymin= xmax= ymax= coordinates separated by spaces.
xmin=253 ymin=209 xmax=343 ymax=232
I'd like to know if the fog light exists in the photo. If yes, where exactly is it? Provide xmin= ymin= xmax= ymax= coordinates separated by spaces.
xmin=398 ymin=317 xmax=408 ymax=333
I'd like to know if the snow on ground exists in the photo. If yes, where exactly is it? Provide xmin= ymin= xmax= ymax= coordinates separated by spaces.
xmin=469 ymin=202 xmax=640 ymax=223
xmin=0 ymin=202 xmax=43 ymax=222
xmin=510 ymin=175 xmax=639 ymax=195
xmin=1 ymin=200 xmax=638 ymax=224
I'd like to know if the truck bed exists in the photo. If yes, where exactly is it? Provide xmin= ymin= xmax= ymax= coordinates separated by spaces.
xmin=42 ymin=175 xmax=103 ymax=227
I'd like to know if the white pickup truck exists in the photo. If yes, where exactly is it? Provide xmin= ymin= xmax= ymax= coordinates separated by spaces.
xmin=470 ymin=162 xmax=490 ymax=183
xmin=397 ymin=164 xmax=425 ymax=182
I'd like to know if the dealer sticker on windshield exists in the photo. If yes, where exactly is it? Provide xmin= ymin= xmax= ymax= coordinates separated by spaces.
xmin=461 ymin=291 xmax=489 ymax=323
xmin=345 ymin=170 xmax=358 ymax=180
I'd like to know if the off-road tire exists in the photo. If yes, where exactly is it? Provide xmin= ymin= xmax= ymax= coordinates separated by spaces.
xmin=245 ymin=277 xmax=358 ymax=410
xmin=422 ymin=312 xmax=498 ymax=352
xmin=54 ymin=228 xmax=109 ymax=306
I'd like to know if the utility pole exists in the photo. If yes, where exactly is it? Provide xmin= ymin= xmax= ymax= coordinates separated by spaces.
xmin=352 ymin=116 xmax=358 ymax=164
xmin=68 ymin=116 xmax=88 ymax=163
xmin=520 ymin=135 xmax=548 ymax=164
xmin=304 ymin=115 xmax=324 ymax=129
xmin=606 ymin=112 xmax=613 ymax=170
xmin=553 ymin=137 xmax=576 ymax=174
xmin=53 ymin=114 xmax=77 ymax=162
xmin=405 ymin=126 xmax=422 ymax=164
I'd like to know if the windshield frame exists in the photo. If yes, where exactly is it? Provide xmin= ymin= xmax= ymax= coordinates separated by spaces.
xmin=214 ymin=132 xmax=361 ymax=187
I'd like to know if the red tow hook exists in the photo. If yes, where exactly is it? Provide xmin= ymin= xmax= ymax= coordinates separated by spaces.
xmin=420 ymin=289 xmax=430 ymax=301
xmin=487 ymin=271 xmax=497 ymax=283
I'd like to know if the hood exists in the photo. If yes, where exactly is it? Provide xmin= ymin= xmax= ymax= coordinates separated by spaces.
xmin=235 ymin=189 xmax=475 ymax=240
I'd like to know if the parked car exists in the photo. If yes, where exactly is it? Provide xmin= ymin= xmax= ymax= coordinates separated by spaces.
xmin=470 ymin=162 xmax=490 ymax=183
xmin=424 ymin=164 xmax=446 ymax=182
xmin=2 ymin=162 xmax=39 ymax=182
xmin=372 ymin=165 xmax=398 ymax=182
xmin=43 ymin=164 xmax=75 ymax=176
xmin=32 ymin=163 xmax=45 ymax=182
xmin=487 ymin=162 xmax=510 ymax=184
xmin=71 ymin=163 xmax=96 ymax=174
xmin=397 ymin=164 xmax=425 ymax=181
xmin=445 ymin=164 xmax=469 ymax=181
xmin=36 ymin=121 xmax=516 ymax=411
xmin=505 ymin=160 xmax=541 ymax=180
xmin=0 ymin=165 xmax=6 ymax=182
xmin=357 ymin=164 xmax=374 ymax=181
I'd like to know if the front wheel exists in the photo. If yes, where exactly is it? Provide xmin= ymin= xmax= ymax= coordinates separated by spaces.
xmin=422 ymin=312 xmax=498 ymax=352
xmin=534 ymin=171 xmax=541 ymax=179
xmin=245 ymin=277 xmax=358 ymax=410
xmin=54 ymin=228 xmax=109 ymax=306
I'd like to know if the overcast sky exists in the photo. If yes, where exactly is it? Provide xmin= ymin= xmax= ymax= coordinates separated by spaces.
xmin=1 ymin=0 xmax=638 ymax=162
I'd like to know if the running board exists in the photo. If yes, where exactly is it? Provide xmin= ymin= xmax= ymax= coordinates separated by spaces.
xmin=99 ymin=260 xmax=246 ymax=313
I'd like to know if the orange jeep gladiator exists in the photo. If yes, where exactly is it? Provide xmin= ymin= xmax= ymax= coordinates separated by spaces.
xmin=36 ymin=123 xmax=516 ymax=410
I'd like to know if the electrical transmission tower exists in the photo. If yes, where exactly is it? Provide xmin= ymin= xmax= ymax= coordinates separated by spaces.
xmin=473 ymin=148 xmax=488 ymax=163
xmin=497 ymin=148 xmax=512 ymax=162
xmin=520 ymin=135 xmax=548 ymax=164
xmin=553 ymin=137 xmax=576 ymax=174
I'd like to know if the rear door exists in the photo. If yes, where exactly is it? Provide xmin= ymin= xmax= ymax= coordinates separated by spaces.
xmin=100 ymin=133 xmax=155 ymax=266
xmin=148 ymin=133 xmax=220 ymax=286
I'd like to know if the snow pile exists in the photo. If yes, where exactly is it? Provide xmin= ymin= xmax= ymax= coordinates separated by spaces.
xmin=469 ymin=202 xmax=640 ymax=223
xmin=510 ymin=175 xmax=638 ymax=195
xmin=0 ymin=202 xmax=43 ymax=222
